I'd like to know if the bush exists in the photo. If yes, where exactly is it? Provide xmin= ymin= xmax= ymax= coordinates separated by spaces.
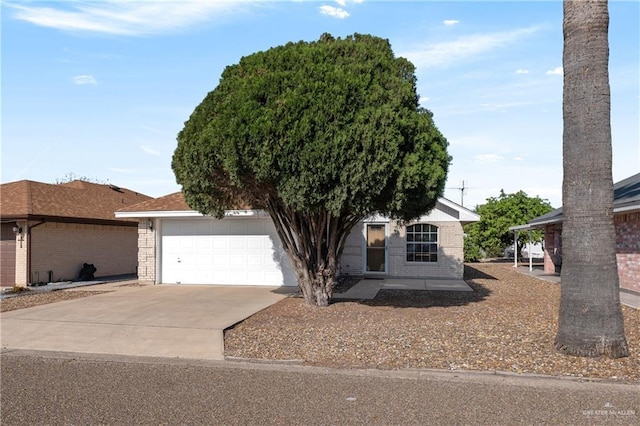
xmin=464 ymin=235 xmax=483 ymax=262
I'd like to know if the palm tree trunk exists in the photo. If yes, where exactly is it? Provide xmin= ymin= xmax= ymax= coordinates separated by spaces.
xmin=556 ymin=0 xmax=628 ymax=358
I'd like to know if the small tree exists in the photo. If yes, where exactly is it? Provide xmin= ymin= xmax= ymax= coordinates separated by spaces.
xmin=465 ymin=190 xmax=553 ymax=258
xmin=55 ymin=172 xmax=107 ymax=185
xmin=172 ymin=33 xmax=450 ymax=306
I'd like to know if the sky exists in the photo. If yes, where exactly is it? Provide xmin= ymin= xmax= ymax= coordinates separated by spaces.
xmin=2 ymin=0 xmax=638 ymax=210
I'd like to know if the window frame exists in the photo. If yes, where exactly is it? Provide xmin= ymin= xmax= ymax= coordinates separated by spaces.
xmin=405 ymin=223 xmax=439 ymax=263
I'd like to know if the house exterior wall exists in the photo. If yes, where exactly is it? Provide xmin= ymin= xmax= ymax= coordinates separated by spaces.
xmin=389 ymin=220 xmax=464 ymax=279
xmin=13 ymin=221 xmax=28 ymax=287
xmin=340 ymin=222 xmax=364 ymax=276
xmin=615 ymin=212 xmax=640 ymax=295
xmin=339 ymin=219 xmax=465 ymax=279
xmin=543 ymin=224 xmax=562 ymax=274
xmin=29 ymin=222 xmax=138 ymax=283
xmin=137 ymin=219 xmax=157 ymax=284
xmin=541 ymin=212 xmax=639 ymax=308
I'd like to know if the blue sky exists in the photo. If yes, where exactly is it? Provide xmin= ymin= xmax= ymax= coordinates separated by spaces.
xmin=2 ymin=0 xmax=638 ymax=209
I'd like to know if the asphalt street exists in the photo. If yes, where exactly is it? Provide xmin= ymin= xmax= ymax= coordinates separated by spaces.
xmin=1 ymin=349 xmax=638 ymax=425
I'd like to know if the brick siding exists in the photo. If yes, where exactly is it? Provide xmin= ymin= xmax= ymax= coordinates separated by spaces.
xmin=29 ymin=222 xmax=138 ymax=283
xmin=542 ymin=212 xmax=640 ymax=299
xmin=615 ymin=213 xmax=640 ymax=294
xmin=340 ymin=220 xmax=465 ymax=279
xmin=137 ymin=220 xmax=156 ymax=284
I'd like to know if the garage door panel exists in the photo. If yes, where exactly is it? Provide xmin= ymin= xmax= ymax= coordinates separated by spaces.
xmin=161 ymin=218 xmax=296 ymax=286
xmin=213 ymin=238 xmax=228 ymax=249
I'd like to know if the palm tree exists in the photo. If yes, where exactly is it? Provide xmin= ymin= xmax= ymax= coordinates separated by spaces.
xmin=556 ymin=0 xmax=628 ymax=358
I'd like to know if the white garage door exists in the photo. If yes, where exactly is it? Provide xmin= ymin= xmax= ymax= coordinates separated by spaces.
xmin=161 ymin=218 xmax=296 ymax=286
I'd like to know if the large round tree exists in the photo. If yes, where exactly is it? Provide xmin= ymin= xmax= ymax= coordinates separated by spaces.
xmin=172 ymin=33 xmax=450 ymax=306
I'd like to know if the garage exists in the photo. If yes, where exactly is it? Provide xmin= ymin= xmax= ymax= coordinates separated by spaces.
xmin=0 ymin=223 xmax=17 ymax=287
xmin=160 ymin=217 xmax=296 ymax=286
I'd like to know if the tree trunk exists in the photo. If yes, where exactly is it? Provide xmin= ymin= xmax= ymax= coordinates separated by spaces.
xmin=265 ymin=198 xmax=362 ymax=307
xmin=556 ymin=0 xmax=628 ymax=358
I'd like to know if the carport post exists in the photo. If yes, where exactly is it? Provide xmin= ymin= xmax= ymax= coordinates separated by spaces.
xmin=513 ymin=230 xmax=518 ymax=268
xmin=528 ymin=231 xmax=533 ymax=272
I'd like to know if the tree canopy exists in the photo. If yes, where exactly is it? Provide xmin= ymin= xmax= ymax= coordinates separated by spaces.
xmin=465 ymin=190 xmax=553 ymax=259
xmin=172 ymin=33 xmax=450 ymax=306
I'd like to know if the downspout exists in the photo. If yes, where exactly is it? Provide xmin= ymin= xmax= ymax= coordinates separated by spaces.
xmin=26 ymin=220 xmax=46 ymax=286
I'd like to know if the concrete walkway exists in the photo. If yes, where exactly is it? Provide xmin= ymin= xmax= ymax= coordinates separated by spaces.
xmin=1 ymin=283 xmax=294 ymax=360
xmin=333 ymin=277 xmax=473 ymax=300
xmin=513 ymin=265 xmax=561 ymax=284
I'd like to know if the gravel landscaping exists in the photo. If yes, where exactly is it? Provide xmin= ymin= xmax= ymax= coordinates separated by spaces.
xmin=225 ymin=262 xmax=640 ymax=382
xmin=0 ymin=290 xmax=108 ymax=312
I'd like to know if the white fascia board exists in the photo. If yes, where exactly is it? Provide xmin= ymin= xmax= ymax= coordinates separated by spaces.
xmin=509 ymin=223 xmax=534 ymax=232
xmin=614 ymin=204 xmax=640 ymax=214
xmin=116 ymin=209 xmax=268 ymax=219
xmin=437 ymin=197 xmax=481 ymax=222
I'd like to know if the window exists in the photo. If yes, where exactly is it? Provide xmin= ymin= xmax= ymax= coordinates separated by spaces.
xmin=406 ymin=224 xmax=438 ymax=262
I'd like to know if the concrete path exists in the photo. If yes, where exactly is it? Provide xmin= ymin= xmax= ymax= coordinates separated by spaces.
xmin=0 ymin=283 xmax=293 ymax=360
xmin=333 ymin=278 xmax=473 ymax=300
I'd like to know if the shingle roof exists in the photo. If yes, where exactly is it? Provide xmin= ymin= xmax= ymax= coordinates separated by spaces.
xmin=119 ymin=192 xmax=190 ymax=212
xmin=614 ymin=172 xmax=640 ymax=211
xmin=119 ymin=191 xmax=257 ymax=214
xmin=0 ymin=180 xmax=152 ymax=223
xmin=528 ymin=172 xmax=640 ymax=226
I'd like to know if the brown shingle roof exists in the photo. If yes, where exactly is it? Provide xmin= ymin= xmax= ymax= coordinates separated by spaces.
xmin=120 ymin=191 xmax=253 ymax=213
xmin=120 ymin=192 xmax=191 ymax=212
xmin=0 ymin=180 xmax=152 ymax=222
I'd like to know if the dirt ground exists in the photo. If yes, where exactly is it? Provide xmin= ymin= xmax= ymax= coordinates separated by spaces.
xmin=225 ymin=262 xmax=640 ymax=382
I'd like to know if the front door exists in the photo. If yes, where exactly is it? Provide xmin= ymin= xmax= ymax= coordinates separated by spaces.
xmin=365 ymin=224 xmax=387 ymax=273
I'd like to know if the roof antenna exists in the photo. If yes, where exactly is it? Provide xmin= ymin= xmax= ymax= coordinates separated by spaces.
xmin=447 ymin=180 xmax=468 ymax=207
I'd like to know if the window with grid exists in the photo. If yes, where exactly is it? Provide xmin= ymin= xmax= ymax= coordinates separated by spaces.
xmin=406 ymin=224 xmax=438 ymax=262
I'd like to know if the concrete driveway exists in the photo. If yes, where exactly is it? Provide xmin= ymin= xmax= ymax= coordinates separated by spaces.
xmin=1 ymin=282 xmax=294 ymax=360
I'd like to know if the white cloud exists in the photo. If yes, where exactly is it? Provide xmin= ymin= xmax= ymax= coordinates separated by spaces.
xmin=73 ymin=75 xmax=97 ymax=85
xmin=516 ymin=69 xmax=529 ymax=74
xmin=319 ymin=5 xmax=349 ymax=19
xmin=400 ymin=26 xmax=540 ymax=69
xmin=475 ymin=154 xmax=504 ymax=163
xmin=443 ymin=20 xmax=459 ymax=26
xmin=140 ymin=145 xmax=160 ymax=156
xmin=546 ymin=66 xmax=563 ymax=75
xmin=335 ymin=0 xmax=347 ymax=6
xmin=5 ymin=0 xmax=259 ymax=36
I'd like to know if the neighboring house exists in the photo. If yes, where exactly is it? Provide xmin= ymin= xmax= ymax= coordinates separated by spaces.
xmin=511 ymin=172 xmax=640 ymax=309
xmin=0 ymin=180 xmax=152 ymax=287
xmin=115 ymin=192 xmax=480 ymax=286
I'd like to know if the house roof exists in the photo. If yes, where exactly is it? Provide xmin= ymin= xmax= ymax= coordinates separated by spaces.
xmin=0 ymin=180 xmax=152 ymax=224
xmin=116 ymin=191 xmax=480 ymax=223
xmin=511 ymin=172 xmax=640 ymax=230
xmin=118 ymin=191 xmax=189 ymax=213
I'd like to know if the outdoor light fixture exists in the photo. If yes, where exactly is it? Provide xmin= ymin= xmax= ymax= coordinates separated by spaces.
xmin=147 ymin=219 xmax=154 ymax=230
xmin=12 ymin=225 xmax=22 ymax=234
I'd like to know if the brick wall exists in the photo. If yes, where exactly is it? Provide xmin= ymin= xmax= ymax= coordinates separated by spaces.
xmin=14 ymin=221 xmax=28 ymax=286
xmin=543 ymin=224 xmax=562 ymax=274
xmin=29 ymin=222 xmax=138 ymax=283
xmin=542 ymin=212 xmax=639 ymax=297
xmin=389 ymin=220 xmax=464 ymax=279
xmin=339 ymin=220 xmax=465 ymax=279
xmin=137 ymin=219 xmax=156 ymax=284
xmin=615 ymin=212 xmax=640 ymax=294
